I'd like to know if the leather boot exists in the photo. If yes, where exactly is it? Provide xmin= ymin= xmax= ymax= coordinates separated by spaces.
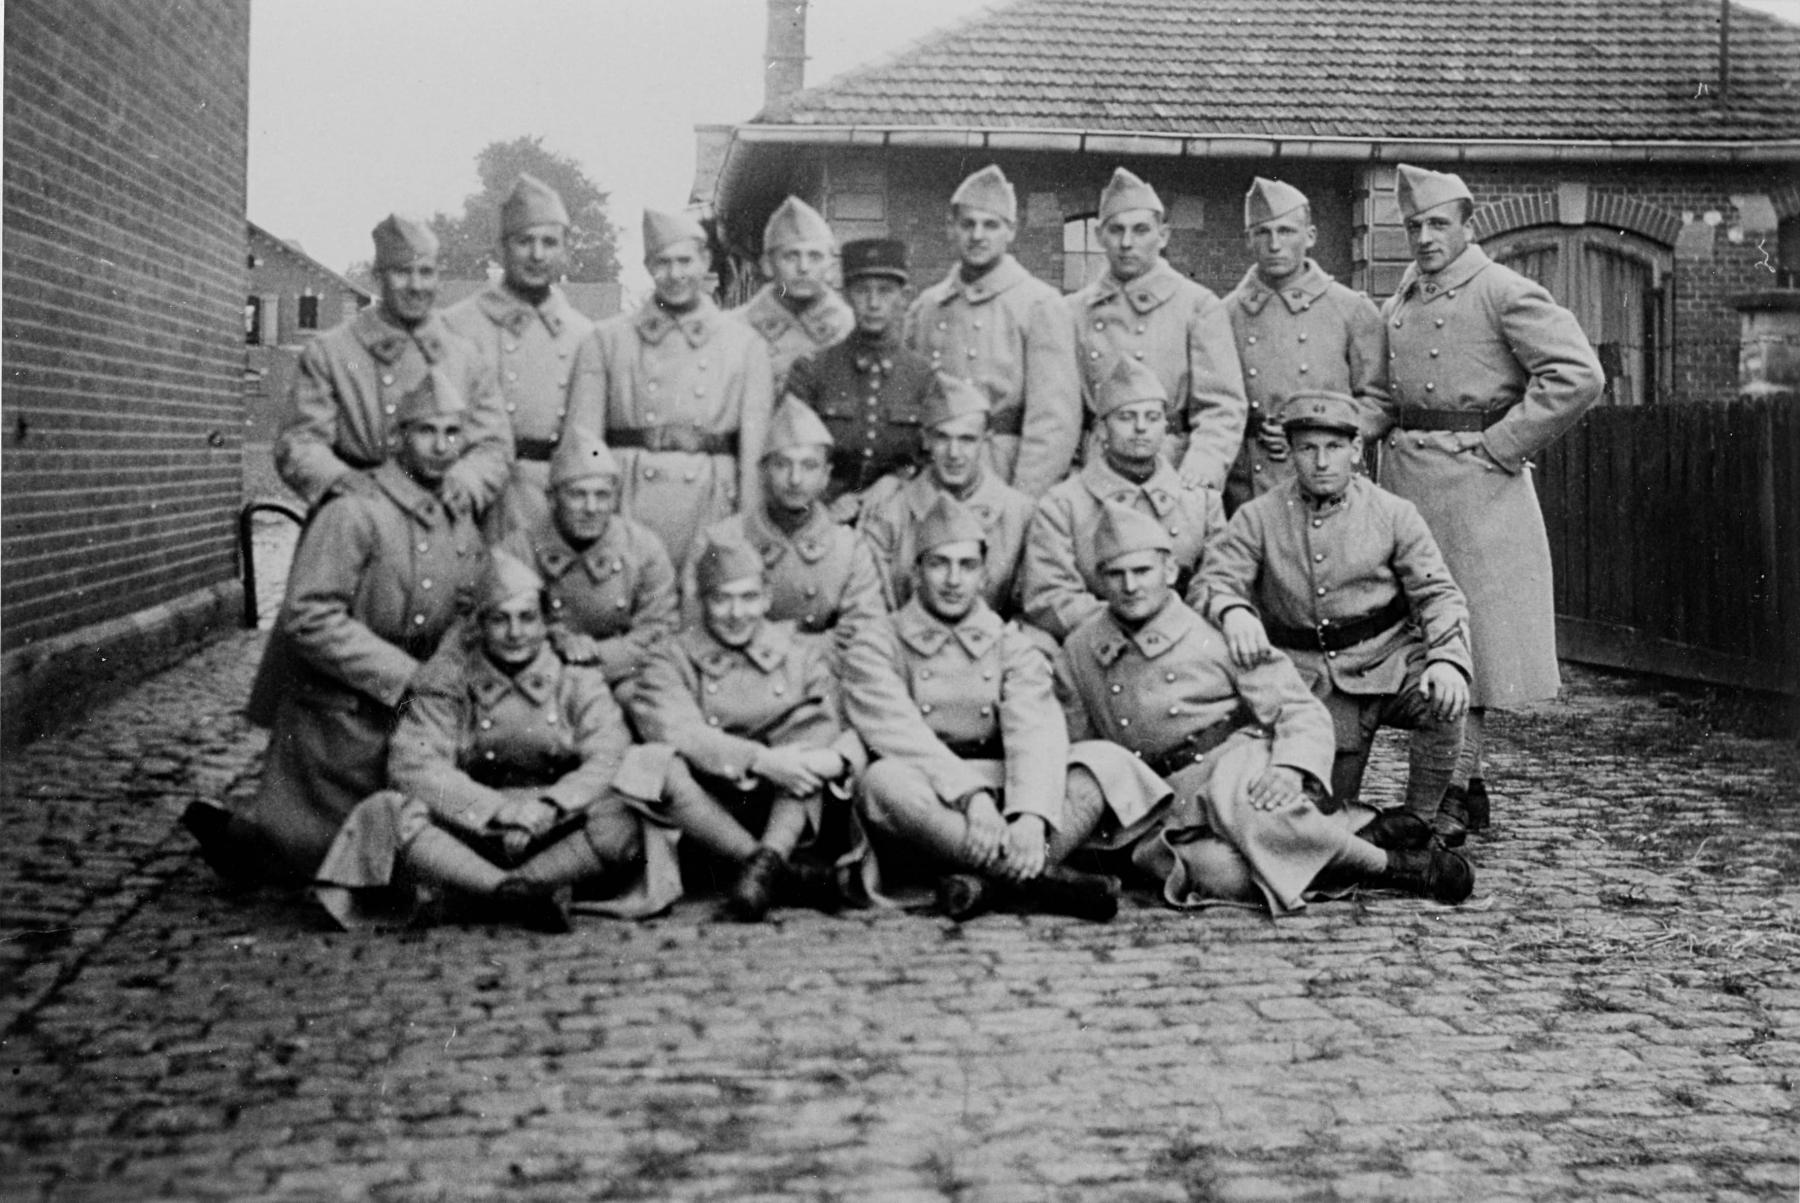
xmin=1359 ymin=809 xmax=1436 ymax=852
xmin=181 ymin=802 xmax=259 ymax=885
xmin=726 ymin=847 xmax=788 ymax=922
xmin=783 ymin=860 xmax=871 ymax=913
xmin=1433 ymin=786 xmax=1470 ymax=848
xmin=1380 ymin=847 xmax=1475 ymax=904
xmin=1465 ymin=778 xmax=1491 ymax=832
xmin=936 ymin=873 xmax=994 ymax=922
xmin=491 ymin=878 xmax=573 ymax=934
xmin=1013 ymin=866 xmax=1121 ymax=922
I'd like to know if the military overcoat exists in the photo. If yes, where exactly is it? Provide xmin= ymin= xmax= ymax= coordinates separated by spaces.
xmin=686 ymin=504 xmax=886 ymax=650
xmin=734 ymin=283 xmax=855 ymax=391
xmin=858 ymin=470 xmax=1034 ymax=616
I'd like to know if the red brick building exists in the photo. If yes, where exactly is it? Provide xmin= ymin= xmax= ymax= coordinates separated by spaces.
xmin=2 ymin=0 xmax=252 ymax=744
xmin=700 ymin=0 xmax=1800 ymax=408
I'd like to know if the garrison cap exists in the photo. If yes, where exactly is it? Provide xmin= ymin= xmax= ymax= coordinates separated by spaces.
xmin=950 ymin=164 xmax=1017 ymax=225
xmin=923 ymin=372 xmax=991 ymax=431
xmin=1098 ymin=167 xmax=1164 ymax=223
xmin=915 ymin=494 xmax=987 ymax=558
xmin=1395 ymin=164 xmax=1473 ymax=220
xmin=642 ymin=208 xmax=708 ymax=258
xmin=501 ymin=174 xmax=571 ymax=236
xmin=1244 ymin=177 xmax=1309 ymax=229
xmin=1279 ymin=391 xmax=1362 ymax=438
xmin=1093 ymin=500 xmax=1173 ymax=568
xmin=763 ymin=195 xmax=835 ymax=252
xmin=763 ymin=394 xmax=835 ymax=455
xmin=694 ymin=538 xmax=765 ymax=596
xmin=1095 ymin=355 xmax=1168 ymax=419
xmin=393 ymin=369 xmax=468 ymax=426
xmin=548 ymin=426 xmax=619 ymax=487
xmin=371 ymin=213 xmax=438 ymax=270
xmin=841 ymin=238 xmax=909 ymax=284
xmin=475 ymin=548 xmax=544 ymax=615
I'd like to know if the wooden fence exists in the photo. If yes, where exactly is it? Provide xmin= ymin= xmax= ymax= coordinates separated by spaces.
xmin=1537 ymin=398 xmax=1800 ymax=696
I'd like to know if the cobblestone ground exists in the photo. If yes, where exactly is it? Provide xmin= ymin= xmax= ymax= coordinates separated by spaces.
xmin=2 ymin=626 xmax=1796 ymax=1201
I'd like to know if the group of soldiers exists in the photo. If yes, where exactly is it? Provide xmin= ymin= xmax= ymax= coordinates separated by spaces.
xmin=184 ymin=158 xmax=1604 ymax=931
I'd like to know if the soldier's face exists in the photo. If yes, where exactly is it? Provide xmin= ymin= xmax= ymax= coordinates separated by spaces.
xmin=1100 ymin=400 xmax=1167 ymax=464
xmin=917 ymin=540 xmax=987 ymax=624
xmin=1246 ymin=212 xmax=1316 ymax=285
xmin=552 ymin=476 xmax=617 ymax=545
xmin=648 ymin=239 xmax=710 ymax=307
xmin=762 ymin=445 xmax=830 ymax=514
xmin=846 ymin=276 xmax=906 ymax=336
xmin=501 ymin=224 xmax=568 ymax=293
xmin=949 ymin=207 xmax=1013 ymax=270
xmin=380 ymin=258 xmax=439 ymax=326
xmin=395 ymin=415 xmax=464 ymax=488
xmin=481 ymin=592 xmax=548 ymax=671
xmin=1100 ymin=209 xmax=1169 ymax=281
xmin=703 ymin=577 xmax=769 ymax=648
xmin=1288 ymin=428 xmax=1361 ymax=498
xmin=1099 ymin=550 xmax=1175 ymax=626
xmin=925 ymin=419 xmax=987 ymax=490
xmin=767 ymin=242 xmax=833 ymax=301
xmin=1405 ymin=202 xmax=1472 ymax=274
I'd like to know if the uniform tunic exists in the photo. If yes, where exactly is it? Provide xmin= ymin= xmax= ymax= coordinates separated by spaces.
xmin=239 ymin=463 xmax=483 ymax=874
xmin=499 ymin=512 xmax=679 ymax=690
xmin=1068 ymin=260 xmax=1248 ymax=490
xmin=1057 ymin=598 xmax=1341 ymax=914
xmin=857 ymin=469 xmax=1034 ymax=616
xmin=1222 ymin=261 xmax=1387 ymax=508
xmin=686 ymin=504 xmax=886 ymax=650
xmin=1021 ymin=456 xmax=1226 ymax=642
xmin=275 ymin=306 xmax=513 ymax=511
xmin=734 ymin=283 xmax=855 ymax=392
xmin=441 ymin=283 xmax=593 ymax=537
xmin=562 ymin=299 xmax=775 ymax=566
xmin=903 ymin=255 xmax=1081 ymax=498
xmin=786 ymin=330 xmax=936 ymax=503
xmin=1375 ymin=244 xmax=1603 ymax=708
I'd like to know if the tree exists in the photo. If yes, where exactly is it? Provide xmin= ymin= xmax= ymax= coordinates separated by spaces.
xmin=429 ymin=136 xmax=622 ymax=283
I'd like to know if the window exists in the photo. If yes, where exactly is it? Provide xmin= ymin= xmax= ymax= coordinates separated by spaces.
xmin=298 ymin=290 xmax=320 ymax=331
xmin=245 ymin=295 xmax=262 ymax=345
xmin=1488 ymin=226 xmax=1673 ymax=406
xmin=1063 ymin=214 xmax=1107 ymax=293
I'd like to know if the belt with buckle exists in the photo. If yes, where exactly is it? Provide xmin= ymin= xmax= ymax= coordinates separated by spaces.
xmin=1394 ymin=405 xmax=1506 ymax=433
xmin=1140 ymin=719 xmax=1240 ymax=779
xmin=1266 ymin=595 xmax=1410 ymax=653
xmin=514 ymin=437 xmax=558 ymax=462
xmin=608 ymin=425 xmax=739 ymax=455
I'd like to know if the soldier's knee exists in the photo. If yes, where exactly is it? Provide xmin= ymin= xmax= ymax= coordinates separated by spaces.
xmin=1184 ymin=837 xmax=1260 ymax=903
xmin=857 ymin=761 xmax=928 ymax=833
xmin=586 ymin=805 xmax=644 ymax=866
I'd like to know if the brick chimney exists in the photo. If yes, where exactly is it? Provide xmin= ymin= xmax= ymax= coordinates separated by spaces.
xmin=765 ymin=0 xmax=808 ymax=110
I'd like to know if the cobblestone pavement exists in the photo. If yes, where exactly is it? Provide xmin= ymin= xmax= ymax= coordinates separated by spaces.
xmin=2 ymin=627 xmax=1796 ymax=1202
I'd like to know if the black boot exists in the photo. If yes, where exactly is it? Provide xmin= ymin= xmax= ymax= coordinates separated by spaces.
xmin=181 ymin=802 xmax=259 ymax=885
xmin=491 ymin=878 xmax=573 ymax=934
xmin=1359 ymin=809 xmax=1435 ymax=851
xmin=1465 ymin=778 xmax=1491 ymax=832
xmin=1013 ymin=866 xmax=1121 ymax=922
xmin=726 ymin=847 xmax=788 ymax=922
xmin=1380 ymin=847 xmax=1475 ymax=904
xmin=784 ymin=860 xmax=871 ymax=913
xmin=1433 ymin=786 xmax=1470 ymax=848
xmin=937 ymin=873 xmax=994 ymax=922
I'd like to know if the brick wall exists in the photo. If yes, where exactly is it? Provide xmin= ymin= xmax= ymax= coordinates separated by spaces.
xmin=3 ymin=0 xmax=251 ymax=655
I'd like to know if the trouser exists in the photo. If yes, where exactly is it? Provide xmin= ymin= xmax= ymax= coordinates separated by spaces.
xmin=1324 ymin=682 xmax=1465 ymax=816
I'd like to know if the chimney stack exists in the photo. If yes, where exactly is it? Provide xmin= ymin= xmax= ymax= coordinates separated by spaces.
xmin=765 ymin=0 xmax=808 ymax=110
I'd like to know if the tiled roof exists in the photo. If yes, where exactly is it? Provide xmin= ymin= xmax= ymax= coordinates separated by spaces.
xmin=758 ymin=0 xmax=1800 ymax=142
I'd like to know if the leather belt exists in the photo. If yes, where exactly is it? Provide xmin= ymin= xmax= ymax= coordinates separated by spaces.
xmin=608 ymin=425 xmax=739 ymax=455
xmin=1140 ymin=719 xmax=1240 ymax=779
xmin=339 ymin=450 xmax=382 ymax=470
xmin=1394 ymin=405 xmax=1506 ymax=433
xmin=515 ymin=437 xmax=558 ymax=462
xmin=1266 ymin=595 xmax=1410 ymax=653
xmin=943 ymin=736 xmax=1005 ymax=761
xmin=987 ymin=406 xmax=1024 ymax=437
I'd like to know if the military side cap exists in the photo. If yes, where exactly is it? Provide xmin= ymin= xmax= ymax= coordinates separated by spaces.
xmin=475 ymin=548 xmax=544 ymax=614
xmin=951 ymin=164 xmax=1017 ymax=225
xmin=1279 ymin=391 xmax=1361 ymax=437
xmin=1093 ymin=500 xmax=1173 ymax=568
xmin=1098 ymin=166 xmax=1164 ymax=223
xmin=763 ymin=195 xmax=835 ymax=251
xmin=694 ymin=538 xmax=764 ymax=595
xmin=1095 ymin=355 xmax=1168 ymax=418
xmin=923 ymin=372 xmax=991 ymax=430
xmin=371 ymin=213 xmax=438 ymax=269
xmin=1395 ymin=164 xmax=1473 ymax=220
xmin=841 ymin=238 xmax=909 ymax=283
xmin=764 ymin=394 xmax=835 ymax=454
xmin=642 ymin=207 xmax=708 ymax=257
xmin=915 ymin=494 xmax=987 ymax=557
xmin=394 ymin=369 xmax=468 ymax=426
xmin=1244 ymin=177 xmax=1309 ymax=229
xmin=548 ymin=426 xmax=620 ymax=486
xmin=501 ymin=173 xmax=571 ymax=235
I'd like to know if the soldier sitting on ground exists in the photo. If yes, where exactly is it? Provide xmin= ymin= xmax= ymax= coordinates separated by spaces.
xmin=1057 ymin=502 xmax=1474 ymax=914
xmin=1196 ymin=392 xmax=1472 ymax=841
xmin=311 ymin=551 xmax=665 ymax=932
xmin=631 ymin=539 xmax=867 ymax=922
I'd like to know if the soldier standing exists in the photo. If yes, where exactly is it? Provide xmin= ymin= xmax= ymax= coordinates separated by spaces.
xmin=1223 ymin=178 xmax=1388 ymax=512
xmin=903 ymin=165 xmax=1080 ymax=498
xmin=1375 ymin=164 xmax=1604 ymax=834
xmin=1069 ymin=167 xmax=1246 ymax=492
xmin=734 ymin=196 xmax=855 ymax=391
xmin=441 ymin=174 xmax=594 ymax=538
xmin=562 ymin=208 xmax=774 ymax=566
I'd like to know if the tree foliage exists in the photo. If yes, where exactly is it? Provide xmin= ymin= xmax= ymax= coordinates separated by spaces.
xmin=428 ymin=136 xmax=622 ymax=283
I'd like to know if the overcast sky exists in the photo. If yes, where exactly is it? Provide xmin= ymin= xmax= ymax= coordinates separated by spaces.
xmin=249 ymin=0 xmax=1800 ymax=291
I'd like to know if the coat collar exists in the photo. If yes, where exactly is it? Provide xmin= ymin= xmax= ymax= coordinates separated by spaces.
xmin=1232 ymin=260 xmax=1332 ymax=316
xmin=475 ymin=282 xmax=572 ymax=339
xmin=1080 ymin=455 xmax=1184 ymax=518
xmin=903 ymin=469 xmax=1011 ymax=529
xmin=1083 ymin=258 xmax=1184 ymax=314
xmin=355 ymin=306 xmax=447 ymax=365
xmin=1090 ymin=596 xmax=1198 ymax=666
xmin=634 ymin=297 xmax=720 ymax=348
xmin=847 ymin=327 xmax=903 ymax=374
xmin=1396 ymin=243 xmax=1493 ymax=302
xmin=682 ymin=620 xmax=789 ymax=677
xmin=530 ymin=516 xmax=627 ymax=584
xmin=742 ymin=284 xmax=854 ymax=346
xmin=933 ymin=254 xmax=1030 ymax=307
xmin=744 ymin=502 xmax=834 ymax=566
xmin=895 ymin=595 xmax=1001 ymax=659
xmin=467 ymin=640 xmax=560 ymax=709
xmin=370 ymin=461 xmax=448 ymax=526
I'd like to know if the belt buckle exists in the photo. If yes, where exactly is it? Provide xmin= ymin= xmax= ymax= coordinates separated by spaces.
xmin=1314 ymin=620 xmax=1332 ymax=652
